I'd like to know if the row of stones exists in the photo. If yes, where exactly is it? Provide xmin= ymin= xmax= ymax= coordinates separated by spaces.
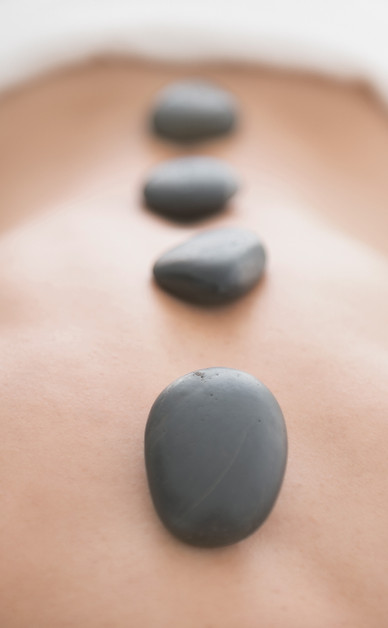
xmin=145 ymin=81 xmax=267 ymax=305
xmin=144 ymin=80 xmax=287 ymax=548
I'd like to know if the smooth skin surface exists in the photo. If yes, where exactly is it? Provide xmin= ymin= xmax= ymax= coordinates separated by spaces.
xmin=0 ymin=60 xmax=387 ymax=628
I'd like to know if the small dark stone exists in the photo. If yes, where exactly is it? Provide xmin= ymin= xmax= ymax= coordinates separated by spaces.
xmin=144 ymin=367 xmax=287 ymax=547
xmin=153 ymin=227 xmax=266 ymax=305
xmin=143 ymin=157 xmax=239 ymax=220
xmin=151 ymin=80 xmax=237 ymax=142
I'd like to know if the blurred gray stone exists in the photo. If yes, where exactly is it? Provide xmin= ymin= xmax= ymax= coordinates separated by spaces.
xmin=145 ymin=367 xmax=288 ymax=547
xmin=144 ymin=156 xmax=239 ymax=220
xmin=153 ymin=227 xmax=266 ymax=305
xmin=152 ymin=80 xmax=237 ymax=142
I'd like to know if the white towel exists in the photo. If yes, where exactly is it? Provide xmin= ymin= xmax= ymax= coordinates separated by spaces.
xmin=1 ymin=0 xmax=388 ymax=100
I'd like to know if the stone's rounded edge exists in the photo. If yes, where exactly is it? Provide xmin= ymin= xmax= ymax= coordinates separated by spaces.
xmin=150 ymin=80 xmax=238 ymax=143
xmin=223 ymin=234 xmax=266 ymax=289
xmin=152 ymin=228 xmax=267 ymax=306
xmin=222 ymin=169 xmax=240 ymax=201
xmin=144 ymin=367 xmax=288 ymax=548
xmin=142 ymin=156 xmax=240 ymax=220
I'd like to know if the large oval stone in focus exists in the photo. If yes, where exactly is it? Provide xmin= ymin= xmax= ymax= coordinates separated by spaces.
xmin=153 ymin=227 xmax=266 ymax=305
xmin=151 ymin=80 xmax=237 ymax=142
xmin=143 ymin=157 xmax=239 ymax=220
xmin=145 ymin=368 xmax=287 ymax=547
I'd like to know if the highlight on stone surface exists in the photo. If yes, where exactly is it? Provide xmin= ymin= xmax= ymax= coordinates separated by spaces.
xmin=144 ymin=367 xmax=288 ymax=547
xmin=143 ymin=156 xmax=239 ymax=220
xmin=151 ymin=80 xmax=237 ymax=142
xmin=153 ymin=227 xmax=266 ymax=305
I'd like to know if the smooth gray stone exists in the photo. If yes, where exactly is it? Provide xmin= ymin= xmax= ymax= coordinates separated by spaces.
xmin=152 ymin=80 xmax=237 ymax=142
xmin=143 ymin=157 xmax=239 ymax=220
xmin=153 ymin=227 xmax=266 ymax=305
xmin=144 ymin=367 xmax=288 ymax=547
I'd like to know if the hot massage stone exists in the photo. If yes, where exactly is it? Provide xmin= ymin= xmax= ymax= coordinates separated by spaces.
xmin=153 ymin=227 xmax=266 ymax=305
xmin=151 ymin=80 xmax=237 ymax=142
xmin=143 ymin=156 xmax=239 ymax=220
xmin=144 ymin=368 xmax=288 ymax=547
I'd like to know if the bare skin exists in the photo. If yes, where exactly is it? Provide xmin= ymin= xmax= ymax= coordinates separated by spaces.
xmin=0 ymin=60 xmax=387 ymax=628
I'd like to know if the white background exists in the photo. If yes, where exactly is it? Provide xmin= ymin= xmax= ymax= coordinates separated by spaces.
xmin=1 ymin=1 xmax=388 ymax=99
